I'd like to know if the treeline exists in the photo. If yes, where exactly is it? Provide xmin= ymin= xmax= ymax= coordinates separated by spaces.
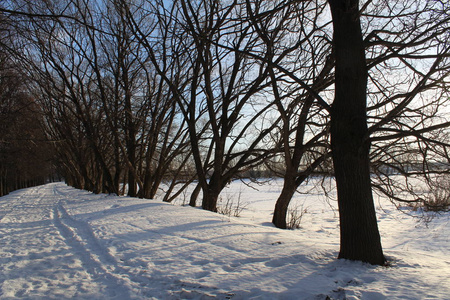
xmin=0 ymin=47 xmax=56 ymax=197
xmin=3 ymin=0 xmax=334 ymax=209
xmin=1 ymin=0 xmax=450 ymax=265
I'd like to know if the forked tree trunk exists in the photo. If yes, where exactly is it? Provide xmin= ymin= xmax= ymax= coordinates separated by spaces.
xmin=328 ymin=0 xmax=386 ymax=265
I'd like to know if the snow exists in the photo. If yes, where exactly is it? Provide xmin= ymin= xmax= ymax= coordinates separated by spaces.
xmin=0 ymin=180 xmax=449 ymax=299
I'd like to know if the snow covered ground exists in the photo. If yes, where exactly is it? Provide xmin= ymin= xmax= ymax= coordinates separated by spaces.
xmin=0 ymin=180 xmax=448 ymax=299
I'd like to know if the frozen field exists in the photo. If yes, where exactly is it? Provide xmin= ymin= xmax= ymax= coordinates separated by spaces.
xmin=0 ymin=180 xmax=448 ymax=299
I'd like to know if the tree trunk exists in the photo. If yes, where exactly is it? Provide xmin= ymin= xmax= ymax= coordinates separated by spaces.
xmin=328 ymin=0 xmax=386 ymax=265
xmin=127 ymin=168 xmax=137 ymax=197
xmin=202 ymin=188 xmax=219 ymax=212
xmin=272 ymin=176 xmax=297 ymax=229
xmin=126 ymin=131 xmax=137 ymax=197
xmin=189 ymin=183 xmax=202 ymax=207
xmin=201 ymin=171 xmax=224 ymax=212
xmin=201 ymin=175 xmax=221 ymax=212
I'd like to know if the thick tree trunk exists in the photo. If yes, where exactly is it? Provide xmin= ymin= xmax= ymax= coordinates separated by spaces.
xmin=201 ymin=174 xmax=222 ymax=212
xmin=272 ymin=177 xmax=297 ymax=229
xmin=202 ymin=187 xmax=219 ymax=212
xmin=328 ymin=0 xmax=385 ymax=265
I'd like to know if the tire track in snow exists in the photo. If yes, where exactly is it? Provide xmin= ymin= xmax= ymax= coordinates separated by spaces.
xmin=50 ymin=185 xmax=237 ymax=298
xmin=52 ymin=203 xmax=137 ymax=299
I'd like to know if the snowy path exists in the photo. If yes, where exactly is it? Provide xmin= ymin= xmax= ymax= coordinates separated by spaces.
xmin=0 ymin=184 xmax=136 ymax=298
xmin=0 ymin=182 xmax=449 ymax=299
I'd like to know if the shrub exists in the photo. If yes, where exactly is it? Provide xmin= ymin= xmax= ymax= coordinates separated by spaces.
xmin=287 ymin=204 xmax=307 ymax=229
xmin=425 ymin=176 xmax=450 ymax=212
xmin=217 ymin=189 xmax=247 ymax=217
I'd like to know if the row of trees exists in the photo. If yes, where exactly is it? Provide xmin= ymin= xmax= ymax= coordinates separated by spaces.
xmin=1 ymin=0 xmax=449 ymax=265
xmin=0 ymin=27 xmax=55 ymax=196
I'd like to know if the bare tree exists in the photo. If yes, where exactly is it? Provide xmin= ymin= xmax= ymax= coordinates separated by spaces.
xmin=127 ymin=0 xmax=282 ymax=211
xmin=324 ymin=0 xmax=450 ymax=265
xmin=326 ymin=0 xmax=386 ymax=265
xmin=361 ymin=0 xmax=450 ymax=209
xmin=4 ymin=0 xmax=449 ymax=267
xmin=7 ymin=0 xmax=191 ymax=198
xmin=0 ymin=42 xmax=54 ymax=196
xmin=242 ymin=0 xmax=334 ymax=229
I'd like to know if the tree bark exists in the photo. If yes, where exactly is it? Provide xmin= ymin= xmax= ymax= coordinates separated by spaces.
xmin=272 ymin=176 xmax=297 ymax=229
xmin=189 ymin=183 xmax=202 ymax=207
xmin=201 ymin=174 xmax=221 ymax=212
xmin=202 ymin=188 xmax=220 ymax=212
xmin=272 ymin=184 xmax=296 ymax=229
xmin=328 ymin=0 xmax=386 ymax=265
